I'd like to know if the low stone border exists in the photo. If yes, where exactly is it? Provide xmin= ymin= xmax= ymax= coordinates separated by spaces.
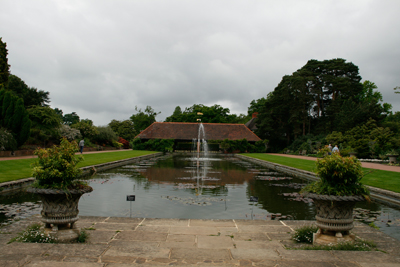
xmin=0 ymin=152 xmax=162 ymax=194
xmin=236 ymin=154 xmax=400 ymax=208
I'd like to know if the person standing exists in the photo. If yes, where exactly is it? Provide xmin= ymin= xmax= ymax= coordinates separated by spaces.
xmin=332 ymin=145 xmax=339 ymax=154
xmin=328 ymin=144 xmax=332 ymax=155
xmin=79 ymin=139 xmax=84 ymax=154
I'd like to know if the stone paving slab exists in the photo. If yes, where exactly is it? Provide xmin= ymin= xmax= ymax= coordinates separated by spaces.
xmin=1 ymin=216 xmax=400 ymax=266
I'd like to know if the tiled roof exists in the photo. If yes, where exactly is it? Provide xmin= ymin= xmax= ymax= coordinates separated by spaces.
xmin=136 ymin=122 xmax=261 ymax=142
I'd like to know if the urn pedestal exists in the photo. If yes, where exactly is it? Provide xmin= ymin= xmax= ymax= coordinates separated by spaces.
xmin=27 ymin=186 xmax=93 ymax=242
xmin=306 ymin=193 xmax=364 ymax=245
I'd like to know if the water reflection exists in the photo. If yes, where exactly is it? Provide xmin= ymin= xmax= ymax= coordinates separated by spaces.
xmin=1 ymin=154 xmax=399 ymax=241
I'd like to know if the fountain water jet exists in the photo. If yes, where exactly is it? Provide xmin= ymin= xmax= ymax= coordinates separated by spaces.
xmin=192 ymin=123 xmax=209 ymax=195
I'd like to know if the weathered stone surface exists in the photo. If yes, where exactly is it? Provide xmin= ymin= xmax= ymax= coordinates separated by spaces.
xmin=330 ymin=251 xmax=400 ymax=264
xmin=276 ymin=248 xmax=336 ymax=262
xmin=45 ymin=244 xmax=108 ymax=257
xmin=190 ymin=219 xmax=236 ymax=227
xmin=234 ymin=240 xmax=283 ymax=249
xmin=105 ymin=217 xmax=144 ymax=224
xmin=103 ymin=241 xmax=170 ymax=259
xmin=169 ymin=226 xmax=220 ymax=235
xmin=170 ymin=248 xmax=231 ymax=261
xmin=237 ymin=225 xmax=291 ymax=233
xmin=25 ymin=262 xmax=103 ymax=267
xmin=142 ymin=218 xmax=189 ymax=226
xmin=86 ymin=230 xmax=116 ymax=243
xmin=92 ymin=222 xmax=137 ymax=231
xmin=230 ymin=248 xmax=280 ymax=260
xmin=134 ymin=225 xmax=170 ymax=233
xmin=114 ymin=230 xmax=168 ymax=241
xmin=235 ymin=219 xmax=283 ymax=226
xmin=232 ymin=232 xmax=270 ymax=241
xmin=197 ymin=235 xmax=234 ymax=249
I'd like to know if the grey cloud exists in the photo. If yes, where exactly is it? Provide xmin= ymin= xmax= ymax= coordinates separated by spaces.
xmin=1 ymin=0 xmax=400 ymax=125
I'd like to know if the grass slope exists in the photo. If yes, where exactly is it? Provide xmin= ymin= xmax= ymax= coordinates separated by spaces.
xmin=244 ymin=153 xmax=400 ymax=193
xmin=0 ymin=150 xmax=157 ymax=183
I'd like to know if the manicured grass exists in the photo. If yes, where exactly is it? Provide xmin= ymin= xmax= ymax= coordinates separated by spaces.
xmin=244 ymin=153 xmax=317 ymax=172
xmin=244 ymin=153 xmax=400 ymax=193
xmin=0 ymin=150 xmax=157 ymax=183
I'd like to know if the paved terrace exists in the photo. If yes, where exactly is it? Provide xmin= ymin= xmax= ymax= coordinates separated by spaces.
xmin=1 ymin=215 xmax=400 ymax=266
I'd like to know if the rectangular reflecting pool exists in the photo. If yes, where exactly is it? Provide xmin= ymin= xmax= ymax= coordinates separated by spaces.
xmin=1 ymin=154 xmax=400 ymax=241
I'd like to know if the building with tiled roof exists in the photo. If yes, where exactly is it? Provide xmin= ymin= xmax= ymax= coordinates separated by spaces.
xmin=135 ymin=122 xmax=261 ymax=142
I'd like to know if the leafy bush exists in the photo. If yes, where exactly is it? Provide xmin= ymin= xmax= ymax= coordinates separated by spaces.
xmin=59 ymin=124 xmax=81 ymax=141
xmin=131 ymin=138 xmax=174 ymax=153
xmin=31 ymin=137 xmax=85 ymax=189
xmin=292 ymin=225 xmax=318 ymax=243
xmin=0 ymin=127 xmax=17 ymax=151
xmin=118 ymin=137 xmax=129 ymax=149
xmin=301 ymin=153 xmax=369 ymax=196
xmin=92 ymin=126 xmax=118 ymax=146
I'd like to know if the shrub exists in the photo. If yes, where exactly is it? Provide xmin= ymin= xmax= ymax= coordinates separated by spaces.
xmin=301 ymin=153 xmax=369 ymax=196
xmin=292 ymin=225 xmax=318 ymax=243
xmin=31 ymin=137 xmax=85 ymax=190
xmin=92 ymin=126 xmax=118 ymax=146
xmin=118 ymin=137 xmax=129 ymax=149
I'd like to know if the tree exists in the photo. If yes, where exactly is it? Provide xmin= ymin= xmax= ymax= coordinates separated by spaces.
xmin=6 ymin=74 xmax=50 ymax=107
xmin=130 ymin=106 xmax=160 ymax=132
xmin=59 ymin=124 xmax=81 ymax=141
xmin=108 ymin=119 xmax=136 ymax=141
xmin=63 ymin=112 xmax=80 ymax=126
xmin=0 ymin=38 xmax=10 ymax=87
xmin=0 ymin=89 xmax=31 ymax=147
xmin=28 ymin=106 xmax=61 ymax=145
xmin=92 ymin=126 xmax=118 ymax=146
xmin=71 ymin=119 xmax=98 ymax=139
xmin=165 ymin=104 xmax=239 ymax=123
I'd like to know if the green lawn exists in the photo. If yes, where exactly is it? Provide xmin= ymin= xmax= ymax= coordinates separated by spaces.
xmin=0 ymin=150 xmax=157 ymax=183
xmin=244 ymin=153 xmax=400 ymax=193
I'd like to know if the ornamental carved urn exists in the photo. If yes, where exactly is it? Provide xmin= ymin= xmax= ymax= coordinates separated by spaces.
xmin=27 ymin=186 xmax=93 ymax=242
xmin=306 ymin=193 xmax=364 ymax=245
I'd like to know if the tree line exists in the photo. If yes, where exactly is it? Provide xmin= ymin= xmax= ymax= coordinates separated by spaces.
xmin=1 ymin=37 xmax=399 ymax=157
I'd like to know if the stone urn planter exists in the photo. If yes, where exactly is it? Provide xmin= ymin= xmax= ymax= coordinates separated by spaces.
xmin=348 ymin=152 xmax=357 ymax=158
xmin=387 ymin=154 xmax=398 ymax=164
xmin=305 ymin=193 xmax=364 ymax=245
xmin=29 ymin=138 xmax=93 ymax=242
xmin=301 ymin=153 xmax=369 ymax=245
xmin=27 ymin=186 xmax=92 ymax=242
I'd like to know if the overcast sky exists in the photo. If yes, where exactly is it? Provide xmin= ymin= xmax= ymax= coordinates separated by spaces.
xmin=1 ymin=0 xmax=400 ymax=126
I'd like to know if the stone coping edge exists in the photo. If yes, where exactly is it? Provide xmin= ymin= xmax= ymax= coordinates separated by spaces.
xmin=0 ymin=152 xmax=162 ymax=194
xmin=236 ymin=154 xmax=400 ymax=207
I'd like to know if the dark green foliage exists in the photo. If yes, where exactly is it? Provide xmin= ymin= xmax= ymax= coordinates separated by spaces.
xmin=292 ymin=225 xmax=318 ymax=243
xmin=92 ymin=126 xmax=118 ymax=146
xmin=0 ymin=89 xmax=31 ymax=147
xmin=0 ymin=38 xmax=10 ymax=87
xmin=165 ymin=104 xmax=246 ymax=124
xmin=131 ymin=138 xmax=174 ymax=153
xmin=71 ymin=120 xmax=98 ymax=139
xmin=31 ymin=138 xmax=84 ymax=189
xmin=108 ymin=119 xmax=136 ymax=141
xmin=130 ymin=106 xmax=160 ymax=132
xmin=218 ymin=139 xmax=267 ymax=153
xmin=255 ymin=58 xmax=391 ymax=152
xmin=301 ymin=153 xmax=369 ymax=196
xmin=77 ymin=230 xmax=89 ymax=243
xmin=63 ymin=112 xmax=80 ymax=126
xmin=6 ymin=74 xmax=50 ymax=107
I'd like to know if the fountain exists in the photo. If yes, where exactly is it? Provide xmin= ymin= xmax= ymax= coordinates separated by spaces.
xmin=192 ymin=122 xmax=209 ymax=196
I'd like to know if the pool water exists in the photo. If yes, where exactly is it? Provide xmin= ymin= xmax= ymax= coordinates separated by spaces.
xmin=1 ymin=154 xmax=400 ymax=240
